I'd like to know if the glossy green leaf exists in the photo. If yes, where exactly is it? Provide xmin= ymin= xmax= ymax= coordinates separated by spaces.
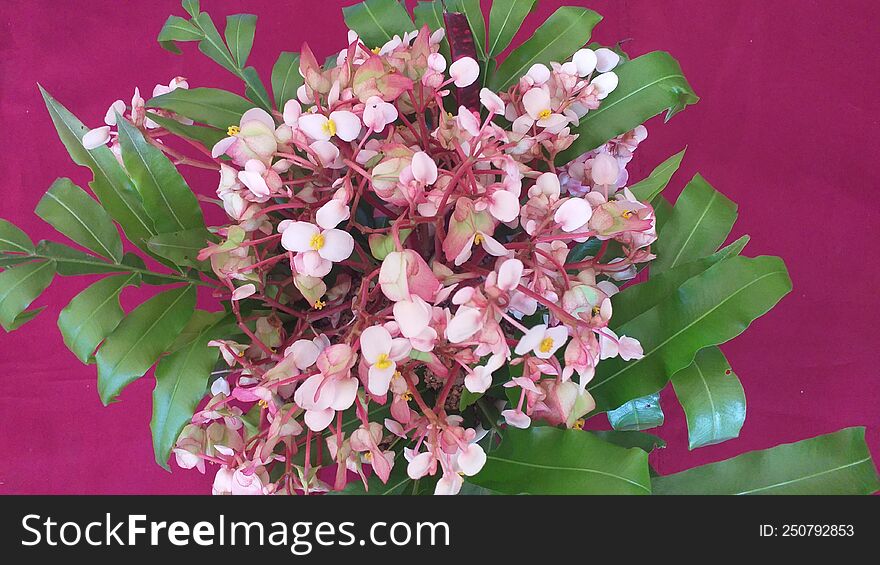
xmin=116 ymin=117 xmax=205 ymax=235
xmin=0 ymin=255 xmax=32 ymax=268
xmin=151 ymin=310 xmax=227 ymax=469
xmin=628 ymin=148 xmax=686 ymax=203
xmin=486 ymin=0 xmax=537 ymax=57
xmin=6 ymin=306 xmax=47 ymax=331
xmin=652 ymin=174 xmax=737 ymax=274
xmin=653 ymin=194 xmax=673 ymax=234
xmin=0 ymin=219 xmax=35 ymax=254
xmin=0 ymin=260 xmax=55 ymax=331
xmin=589 ymin=255 xmax=792 ymax=412
xmin=447 ymin=0 xmax=487 ymax=58
xmin=612 ymin=235 xmax=750 ymax=327
xmin=608 ymin=393 xmax=664 ymax=431
xmin=58 ymin=273 xmax=140 ymax=363
xmin=147 ymin=228 xmax=215 ymax=270
xmin=146 ymin=112 xmax=226 ymax=149
xmin=671 ymin=346 xmax=746 ymax=449
xmin=271 ymin=52 xmax=303 ymax=110
xmin=241 ymin=67 xmax=273 ymax=113
xmin=96 ymin=285 xmax=196 ymax=405
xmin=192 ymin=12 xmax=239 ymax=74
xmin=224 ymin=14 xmax=256 ymax=67
xmin=469 ymin=427 xmax=651 ymax=494
xmin=148 ymin=87 xmax=253 ymax=129
xmin=35 ymin=178 xmax=123 ymax=262
xmin=342 ymin=0 xmax=415 ymax=49
xmin=489 ymin=7 xmax=602 ymax=91
xmin=34 ymin=241 xmax=119 ymax=276
xmin=40 ymin=86 xmax=156 ymax=250
xmin=157 ymin=15 xmax=201 ymax=53
xmin=653 ymin=427 xmax=880 ymax=495
xmin=558 ymin=51 xmax=699 ymax=164
xmin=591 ymin=430 xmax=666 ymax=453
xmin=182 ymin=0 xmax=200 ymax=18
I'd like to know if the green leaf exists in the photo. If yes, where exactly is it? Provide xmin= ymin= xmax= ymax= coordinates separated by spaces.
xmin=35 ymin=178 xmax=123 ymax=262
xmin=0 ymin=255 xmax=33 ymax=268
xmin=652 ymin=174 xmax=737 ymax=274
xmin=34 ymin=241 xmax=119 ymax=276
xmin=653 ymin=427 xmax=880 ymax=495
xmin=0 ymin=260 xmax=55 ymax=331
xmin=447 ymin=0 xmax=487 ymax=58
xmin=151 ymin=310 xmax=227 ymax=469
xmin=591 ymin=430 xmax=666 ymax=453
xmin=147 ymin=228 xmax=215 ymax=271
xmin=58 ymin=273 xmax=140 ymax=363
xmin=96 ymin=285 xmax=196 ymax=405
xmin=671 ymin=346 xmax=746 ymax=449
xmin=558 ymin=51 xmax=699 ymax=164
xmin=468 ymin=427 xmax=651 ymax=494
xmin=0 ymin=219 xmax=35 ymax=254
xmin=611 ymin=235 xmax=750 ymax=327
xmin=271 ymin=52 xmax=303 ymax=111
xmin=608 ymin=393 xmax=665 ymax=431
xmin=146 ymin=112 xmax=226 ymax=149
xmin=115 ymin=117 xmax=205 ymax=235
xmin=182 ymin=0 xmax=200 ymax=18
xmin=241 ymin=67 xmax=273 ymax=113
xmin=653 ymin=194 xmax=673 ymax=234
xmin=368 ymin=229 xmax=411 ymax=261
xmin=486 ymin=0 xmax=537 ymax=57
xmin=628 ymin=148 xmax=686 ymax=203
xmin=6 ymin=307 xmax=47 ymax=331
xmin=589 ymin=256 xmax=792 ymax=412
xmin=157 ymin=15 xmax=202 ymax=53
xmin=192 ymin=12 xmax=239 ymax=74
xmin=224 ymin=14 xmax=256 ymax=67
xmin=148 ymin=87 xmax=254 ymax=129
xmin=342 ymin=0 xmax=415 ymax=49
xmin=489 ymin=7 xmax=602 ymax=91
xmin=40 ymin=86 xmax=156 ymax=251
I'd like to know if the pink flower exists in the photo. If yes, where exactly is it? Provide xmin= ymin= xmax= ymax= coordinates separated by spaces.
xmin=362 ymin=96 xmax=398 ymax=132
xmin=464 ymin=353 xmax=504 ymax=394
xmin=211 ymin=108 xmax=278 ymax=166
xmin=82 ymin=126 xmax=111 ymax=150
xmin=359 ymin=326 xmax=411 ymax=395
xmin=519 ymin=87 xmax=568 ymax=131
xmin=555 ymin=197 xmax=593 ymax=232
xmin=449 ymin=56 xmax=479 ymax=87
xmin=515 ymin=324 xmax=569 ymax=359
xmin=280 ymin=216 xmax=354 ymax=278
xmin=378 ymin=250 xmax=441 ymax=303
xmin=298 ymin=110 xmax=362 ymax=142
xmin=479 ymin=88 xmax=505 ymax=114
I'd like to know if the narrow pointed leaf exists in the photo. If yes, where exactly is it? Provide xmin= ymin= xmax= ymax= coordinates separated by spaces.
xmin=342 ymin=0 xmax=415 ymax=48
xmin=489 ymin=7 xmax=602 ymax=91
xmin=271 ymin=52 xmax=303 ymax=111
xmin=628 ymin=147 xmax=686 ymax=203
xmin=96 ymin=285 xmax=196 ymax=405
xmin=40 ymin=87 xmax=156 ymax=249
xmin=35 ymin=178 xmax=123 ymax=262
xmin=148 ymin=87 xmax=253 ymax=128
xmin=671 ymin=346 xmax=746 ymax=449
xmin=608 ymin=393 xmax=664 ymax=431
xmin=469 ymin=427 xmax=651 ymax=495
xmin=652 ymin=174 xmax=737 ymax=274
xmin=145 ymin=112 xmax=226 ymax=149
xmin=447 ymin=0 xmax=487 ymax=58
xmin=7 ymin=307 xmax=47 ymax=331
xmin=612 ymin=235 xmax=750 ymax=327
xmin=58 ymin=273 xmax=140 ymax=363
xmin=224 ymin=14 xmax=256 ymax=67
xmin=193 ymin=12 xmax=239 ymax=74
xmin=653 ymin=427 xmax=880 ymax=495
xmin=116 ymin=117 xmax=204 ymax=234
xmin=157 ymin=15 xmax=202 ymax=53
xmin=653 ymin=194 xmax=673 ymax=234
xmin=151 ymin=310 xmax=228 ymax=469
xmin=147 ymin=228 xmax=216 ymax=270
xmin=0 ymin=260 xmax=55 ymax=331
xmin=591 ymin=430 xmax=666 ymax=453
xmin=0 ymin=219 xmax=35 ymax=254
xmin=34 ymin=241 xmax=119 ymax=276
xmin=558 ymin=51 xmax=699 ymax=164
xmin=486 ymin=0 xmax=537 ymax=57
xmin=589 ymin=256 xmax=792 ymax=412
xmin=182 ymin=0 xmax=200 ymax=18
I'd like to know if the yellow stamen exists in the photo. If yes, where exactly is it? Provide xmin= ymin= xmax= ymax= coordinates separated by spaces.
xmin=591 ymin=305 xmax=601 ymax=317
xmin=538 ymin=337 xmax=555 ymax=354
xmin=227 ymin=125 xmax=240 ymax=136
xmin=537 ymin=109 xmax=552 ymax=120
xmin=258 ymin=399 xmax=269 ymax=408
xmin=364 ymin=451 xmax=373 ymax=461
xmin=322 ymin=118 xmax=337 ymax=137
xmin=309 ymin=232 xmax=325 ymax=250
xmin=572 ymin=418 xmax=585 ymax=430
xmin=313 ymin=299 xmax=326 ymax=310
xmin=473 ymin=233 xmax=484 ymax=245
xmin=621 ymin=210 xmax=634 ymax=219
xmin=374 ymin=353 xmax=393 ymax=370
xmin=392 ymin=370 xmax=402 ymax=380
xmin=371 ymin=47 xmax=381 ymax=54
xmin=401 ymin=391 xmax=413 ymax=402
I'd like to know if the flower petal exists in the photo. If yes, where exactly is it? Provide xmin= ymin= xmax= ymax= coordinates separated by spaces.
xmin=360 ymin=325 xmax=392 ymax=364
xmin=411 ymin=151 xmax=438 ymax=185
xmin=298 ymin=113 xmax=330 ymax=141
xmin=315 ymin=199 xmax=350 ymax=229
xmin=82 ymin=126 xmax=111 ymax=149
xmin=449 ymin=56 xmax=479 ymax=87
xmin=329 ymin=110 xmax=362 ymax=141
xmin=318 ymin=229 xmax=354 ymax=262
xmin=554 ymin=198 xmax=593 ymax=232
xmin=280 ymin=221 xmax=320 ymax=253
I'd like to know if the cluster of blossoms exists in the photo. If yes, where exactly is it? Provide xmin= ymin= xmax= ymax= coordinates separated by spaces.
xmin=84 ymin=26 xmax=656 ymax=495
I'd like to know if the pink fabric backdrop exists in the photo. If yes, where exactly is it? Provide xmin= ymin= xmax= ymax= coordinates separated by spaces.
xmin=1 ymin=0 xmax=878 ymax=494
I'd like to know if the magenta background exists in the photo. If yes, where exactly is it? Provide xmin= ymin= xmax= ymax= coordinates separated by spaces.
xmin=1 ymin=0 xmax=878 ymax=494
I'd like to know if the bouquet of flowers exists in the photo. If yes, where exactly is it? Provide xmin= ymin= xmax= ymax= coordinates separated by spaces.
xmin=2 ymin=0 xmax=877 ymax=495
